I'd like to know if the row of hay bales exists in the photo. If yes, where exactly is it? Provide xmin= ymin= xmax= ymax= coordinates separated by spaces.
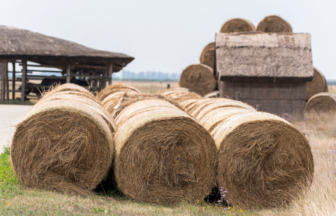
xmin=159 ymin=88 xmax=314 ymax=208
xmin=11 ymin=83 xmax=314 ymax=209
xmin=180 ymin=15 xmax=294 ymax=96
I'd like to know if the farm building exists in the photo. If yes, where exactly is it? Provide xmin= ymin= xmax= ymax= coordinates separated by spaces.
xmin=0 ymin=25 xmax=134 ymax=101
xmin=216 ymin=32 xmax=314 ymax=116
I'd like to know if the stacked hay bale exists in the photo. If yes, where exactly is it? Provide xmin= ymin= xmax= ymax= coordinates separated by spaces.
xmin=11 ymin=84 xmax=116 ymax=194
xmin=179 ymin=64 xmax=216 ymax=96
xmin=256 ymin=15 xmax=292 ymax=33
xmin=99 ymin=90 xmax=217 ymax=203
xmin=306 ymin=67 xmax=329 ymax=100
xmin=191 ymin=18 xmax=255 ymax=96
xmin=161 ymin=89 xmax=314 ymax=208
xmin=305 ymin=92 xmax=336 ymax=113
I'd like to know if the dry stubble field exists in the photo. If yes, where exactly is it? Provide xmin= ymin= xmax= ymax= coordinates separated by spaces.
xmin=0 ymin=82 xmax=335 ymax=215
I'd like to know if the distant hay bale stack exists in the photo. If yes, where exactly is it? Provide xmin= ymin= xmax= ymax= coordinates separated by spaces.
xmin=11 ymin=84 xmax=116 ymax=194
xmin=97 ymin=83 xmax=141 ymax=102
xmin=112 ymin=94 xmax=217 ymax=203
xmin=220 ymin=18 xmax=255 ymax=33
xmin=212 ymin=112 xmax=314 ymax=208
xmin=159 ymin=88 xmax=202 ymax=103
xmin=179 ymin=64 xmax=217 ymax=96
xmin=199 ymin=42 xmax=215 ymax=69
xmin=306 ymin=68 xmax=328 ymax=100
xmin=305 ymin=92 xmax=336 ymax=113
xmin=256 ymin=15 xmax=292 ymax=33
xmin=204 ymin=91 xmax=219 ymax=98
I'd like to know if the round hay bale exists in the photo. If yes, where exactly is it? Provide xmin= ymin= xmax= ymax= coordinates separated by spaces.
xmin=179 ymin=64 xmax=217 ymax=96
xmin=97 ymin=83 xmax=141 ymax=102
xmin=112 ymin=94 xmax=217 ymax=203
xmin=256 ymin=15 xmax=292 ymax=33
xmin=159 ymin=88 xmax=202 ymax=103
xmin=179 ymin=99 xmax=202 ymax=111
xmin=11 ymin=98 xmax=115 ymax=194
xmin=204 ymin=91 xmax=220 ymax=98
xmin=102 ymin=90 xmax=140 ymax=113
xmin=219 ymin=18 xmax=255 ymax=33
xmin=306 ymin=68 xmax=328 ymax=100
xmin=42 ymin=83 xmax=94 ymax=99
xmin=191 ymin=99 xmax=255 ymax=122
xmin=212 ymin=112 xmax=314 ymax=208
xmin=38 ymin=92 xmax=116 ymax=132
xmin=200 ymin=107 xmax=253 ymax=133
xmin=199 ymin=42 xmax=215 ymax=69
xmin=305 ymin=92 xmax=336 ymax=113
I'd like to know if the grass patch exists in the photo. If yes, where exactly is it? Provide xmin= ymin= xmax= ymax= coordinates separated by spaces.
xmin=0 ymin=147 xmax=23 ymax=198
xmin=0 ymin=100 xmax=35 ymax=105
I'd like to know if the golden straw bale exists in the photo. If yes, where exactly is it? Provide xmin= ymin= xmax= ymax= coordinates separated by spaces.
xmin=101 ymin=91 xmax=140 ymax=113
xmin=200 ymin=107 xmax=253 ymax=133
xmin=305 ymin=92 xmax=336 ymax=113
xmin=204 ymin=91 xmax=219 ymax=98
xmin=97 ymin=83 xmax=141 ymax=102
xmin=111 ymin=94 xmax=217 ymax=204
xmin=199 ymin=42 xmax=215 ymax=69
xmin=42 ymin=83 xmax=94 ymax=100
xmin=159 ymin=88 xmax=202 ymax=104
xmin=179 ymin=99 xmax=202 ymax=111
xmin=219 ymin=18 xmax=255 ymax=33
xmin=211 ymin=112 xmax=314 ymax=208
xmin=256 ymin=15 xmax=292 ymax=33
xmin=179 ymin=64 xmax=216 ymax=96
xmin=11 ymin=84 xmax=116 ymax=194
xmin=306 ymin=68 xmax=328 ymax=100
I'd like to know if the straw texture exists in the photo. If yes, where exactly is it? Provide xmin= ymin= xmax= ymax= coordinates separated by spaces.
xmin=219 ymin=18 xmax=255 ymax=33
xmin=256 ymin=15 xmax=292 ymax=33
xmin=11 ymin=84 xmax=115 ymax=194
xmin=306 ymin=68 xmax=328 ymax=100
xmin=179 ymin=64 xmax=216 ymax=96
xmin=111 ymin=94 xmax=217 ymax=204
xmin=97 ymin=83 xmax=141 ymax=102
xmin=199 ymin=42 xmax=215 ymax=69
xmin=305 ymin=92 xmax=336 ymax=113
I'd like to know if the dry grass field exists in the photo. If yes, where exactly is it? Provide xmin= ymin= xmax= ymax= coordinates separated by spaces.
xmin=0 ymin=83 xmax=335 ymax=215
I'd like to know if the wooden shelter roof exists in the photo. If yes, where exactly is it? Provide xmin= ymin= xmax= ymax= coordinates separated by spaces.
xmin=216 ymin=32 xmax=314 ymax=81
xmin=0 ymin=25 xmax=134 ymax=71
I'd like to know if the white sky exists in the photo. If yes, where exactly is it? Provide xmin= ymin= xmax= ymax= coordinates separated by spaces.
xmin=1 ymin=0 xmax=335 ymax=79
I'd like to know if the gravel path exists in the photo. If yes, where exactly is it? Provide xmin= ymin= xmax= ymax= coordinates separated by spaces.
xmin=0 ymin=105 xmax=33 ymax=154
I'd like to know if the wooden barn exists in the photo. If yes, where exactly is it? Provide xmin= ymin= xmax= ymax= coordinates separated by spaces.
xmin=216 ymin=32 xmax=314 ymax=117
xmin=0 ymin=25 xmax=134 ymax=101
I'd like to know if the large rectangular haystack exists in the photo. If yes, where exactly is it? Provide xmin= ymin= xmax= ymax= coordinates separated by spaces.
xmin=216 ymin=32 xmax=314 ymax=116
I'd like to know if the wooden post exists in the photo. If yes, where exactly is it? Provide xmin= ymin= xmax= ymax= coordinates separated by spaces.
xmin=12 ymin=62 xmax=16 ymax=100
xmin=256 ymin=104 xmax=262 ymax=111
xmin=4 ymin=62 xmax=9 ymax=100
xmin=216 ymin=92 xmax=220 ymax=98
xmin=219 ymin=80 xmax=224 ymax=98
xmin=235 ymin=92 xmax=240 ymax=101
xmin=0 ymin=62 xmax=5 ymax=101
xmin=21 ymin=60 xmax=27 ymax=102
xmin=108 ymin=63 xmax=113 ymax=85
xmin=66 ymin=64 xmax=71 ymax=83
xmin=167 ymin=84 xmax=170 ymax=89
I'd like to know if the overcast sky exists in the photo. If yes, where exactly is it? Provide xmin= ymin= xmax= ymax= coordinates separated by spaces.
xmin=1 ymin=0 xmax=335 ymax=79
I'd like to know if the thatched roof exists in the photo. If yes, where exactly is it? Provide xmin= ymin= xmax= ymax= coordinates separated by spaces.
xmin=0 ymin=25 xmax=134 ymax=70
xmin=216 ymin=32 xmax=313 ymax=80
